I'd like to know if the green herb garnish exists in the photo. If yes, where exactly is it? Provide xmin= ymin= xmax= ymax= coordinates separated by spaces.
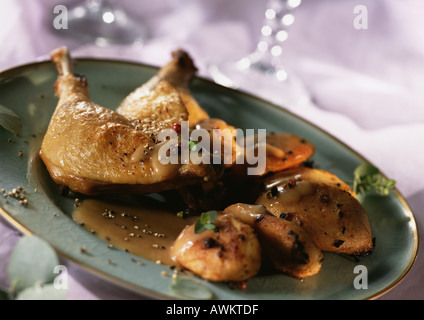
xmin=188 ymin=140 xmax=199 ymax=151
xmin=176 ymin=211 xmax=185 ymax=218
xmin=353 ymin=164 xmax=396 ymax=196
xmin=178 ymin=137 xmax=199 ymax=151
xmin=194 ymin=211 xmax=218 ymax=234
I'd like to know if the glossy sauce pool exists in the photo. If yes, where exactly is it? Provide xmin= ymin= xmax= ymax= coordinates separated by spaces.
xmin=73 ymin=198 xmax=197 ymax=266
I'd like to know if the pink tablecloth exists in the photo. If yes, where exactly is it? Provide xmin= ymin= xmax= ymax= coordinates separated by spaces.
xmin=1 ymin=0 xmax=423 ymax=300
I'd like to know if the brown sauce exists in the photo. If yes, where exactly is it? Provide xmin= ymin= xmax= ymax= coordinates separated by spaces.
xmin=258 ymin=181 xmax=317 ymax=211
xmin=73 ymin=197 xmax=197 ymax=266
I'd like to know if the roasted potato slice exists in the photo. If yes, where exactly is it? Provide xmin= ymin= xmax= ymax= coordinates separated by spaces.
xmin=223 ymin=203 xmax=323 ymax=278
xmin=171 ymin=214 xmax=261 ymax=282
xmin=256 ymin=168 xmax=374 ymax=255
xmin=263 ymin=167 xmax=353 ymax=195
xmin=228 ymin=133 xmax=315 ymax=177
xmin=264 ymin=133 xmax=315 ymax=174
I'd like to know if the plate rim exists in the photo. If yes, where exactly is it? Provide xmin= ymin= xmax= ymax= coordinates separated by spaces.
xmin=0 ymin=57 xmax=419 ymax=300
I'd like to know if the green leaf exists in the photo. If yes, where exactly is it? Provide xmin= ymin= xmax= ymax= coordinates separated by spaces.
xmin=353 ymin=164 xmax=396 ymax=196
xmin=206 ymin=210 xmax=218 ymax=222
xmin=195 ymin=211 xmax=218 ymax=234
xmin=200 ymin=211 xmax=213 ymax=224
xmin=189 ymin=140 xmax=199 ymax=151
xmin=0 ymin=104 xmax=22 ymax=135
xmin=194 ymin=219 xmax=206 ymax=234
xmin=204 ymin=223 xmax=215 ymax=230
xmin=7 ymin=235 xmax=59 ymax=293
xmin=178 ymin=137 xmax=199 ymax=151
xmin=16 ymin=283 xmax=67 ymax=300
xmin=171 ymin=277 xmax=214 ymax=300
xmin=354 ymin=163 xmax=380 ymax=179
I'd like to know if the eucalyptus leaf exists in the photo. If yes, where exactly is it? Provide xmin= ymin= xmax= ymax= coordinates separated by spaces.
xmin=7 ymin=235 xmax=59 ymax=293
xmin=171 ymin=277 xmax=214 ymax=300
xmin=0 ymin=104 xmax=22 ymax=135
xmin=16 ymin=283 xmax=67 ymax=300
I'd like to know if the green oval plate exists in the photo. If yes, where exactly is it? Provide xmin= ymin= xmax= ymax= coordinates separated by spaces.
xmin=0 ymin=59 xmax=418 ymax=300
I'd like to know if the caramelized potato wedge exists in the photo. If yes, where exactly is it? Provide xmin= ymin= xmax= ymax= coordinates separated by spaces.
xmin=223 ymin=203 xmax=323 ymax=278
xmin=171 ymin=214 xmax=261 ymax=282
xmin=264 ymin=133 xmax=315 ymax=174
xmin=229 ymin=133 xmax=315 ymax=177
xmin=256 ymin=168 xmax=374 ymax=255
xmin=263 ymin=167 xmax=354 ymax=195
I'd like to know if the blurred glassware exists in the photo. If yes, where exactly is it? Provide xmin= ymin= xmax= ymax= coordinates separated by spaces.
xmin=209 ymin=0 xmax=309 ymax=108
xmin=61 ymin=0 xmax=148 ymax=46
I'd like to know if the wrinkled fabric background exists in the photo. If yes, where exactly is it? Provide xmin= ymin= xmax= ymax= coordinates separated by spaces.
xmin=0 ymin=0 xmax=423 ymax=299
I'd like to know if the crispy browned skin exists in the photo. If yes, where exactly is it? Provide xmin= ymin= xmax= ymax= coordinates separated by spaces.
xmin=116 ymin=50 xmax=210 ymax=126
xmin=40 ymin=47 xmax=222 ymax=195
xmin=256 ymin=167 xmax=374 ymax=255
xmin=223 ymin=203 xmax=323 ymax=278
xmin=171 ymin=214 xmax=261 ymax=282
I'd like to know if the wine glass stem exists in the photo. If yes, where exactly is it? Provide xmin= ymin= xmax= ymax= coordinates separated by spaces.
xmin=87 ymin=0 xmax=109 ymax=8
xmin=248 ymin=0 xmax=300 ymax=76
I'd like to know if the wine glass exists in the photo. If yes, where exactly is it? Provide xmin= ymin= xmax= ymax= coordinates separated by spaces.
xmin=61 ymin=0 xmax=148 ymax=46
xmin=209 ymin=0 xmax=309 ymax=108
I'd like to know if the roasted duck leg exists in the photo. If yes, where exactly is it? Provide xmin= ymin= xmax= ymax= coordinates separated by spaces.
xmin=40 ymin=47 xmax=223 ymax=195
